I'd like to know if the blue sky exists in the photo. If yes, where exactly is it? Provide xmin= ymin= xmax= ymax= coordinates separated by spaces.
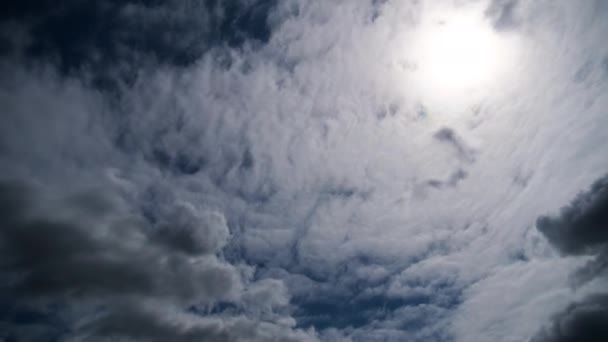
xmin=1 ymin=1 xmax=608 ymax=341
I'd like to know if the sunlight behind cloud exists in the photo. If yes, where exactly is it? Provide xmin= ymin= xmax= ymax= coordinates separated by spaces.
xmin=410 ymin=4 xmax=518 ymax=108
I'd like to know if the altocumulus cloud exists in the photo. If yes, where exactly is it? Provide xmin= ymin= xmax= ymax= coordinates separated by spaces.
xmin=1 ymin=0 xmax=608 ymax=341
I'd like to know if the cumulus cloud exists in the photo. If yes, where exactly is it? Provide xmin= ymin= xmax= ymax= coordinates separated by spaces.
xmin=531 ymin=295 xmax=608 ymax=342
xmin=531 ymin=174 xmax=608 ymax=342
xmin=0 ymin=183 xmax=236 ymax=301
xmin=151 ymin=202 xmax=230 ymax=256
xmin=536 ymin=175 xmax=608 ymax=256
xmin=0 ymin=181 xmax=315 ymax=341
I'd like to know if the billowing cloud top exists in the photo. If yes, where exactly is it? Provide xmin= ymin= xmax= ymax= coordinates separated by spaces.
xmin=1 ymin=0 xmax=608 ymax=341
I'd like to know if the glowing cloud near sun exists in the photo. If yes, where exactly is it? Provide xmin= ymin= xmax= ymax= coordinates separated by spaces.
xmin=409 ymin=5 xmax=517 ymax=103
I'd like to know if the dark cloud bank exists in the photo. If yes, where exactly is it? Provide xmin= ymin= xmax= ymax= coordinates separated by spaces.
xmin=533 ymin=175 xmax=608 ymax=342
xmin=0 ymin=1 xmax=316 ymax=341
xmin=0 ymin=181 xmax=314 ymax=341
xmin=0 ymin=0 xmax=274 ymax=73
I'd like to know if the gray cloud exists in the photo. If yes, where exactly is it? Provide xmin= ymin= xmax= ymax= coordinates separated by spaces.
xmin=151 ymin=202 xmax=230 ymax=256
xmin=0 ymin=180 xmax=316 ymax=341
xmin=426 ymin=169 xmax=468 ymax=189
xmin=0 ymin=0 xmax=277 ymax=81
xmin=531 ymin=295 xmax=608 ymax=342
xmin=433 ymin=127 xmax=477 ymax=163
xmin=536 ymin=174 xmax=608 ymax=256
xmin=0 ymin=182 xmax=238 ymax=303
xmin=533 ymin=174 xmax=608 ymax=341
xmin=2 ymin=0 xmax=608 ymax=341
xmin=485 ymin=0 xmax=520 ymax=30
xmin=79 ymin=302 xmax=316 ymax=342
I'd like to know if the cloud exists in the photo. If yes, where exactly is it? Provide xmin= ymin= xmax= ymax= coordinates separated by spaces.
xmin=485 ymin=0 xmax=520 ymax=30
xmin=425 ymin=169 xmax=468 ymax=189
xmin=0 ymin=0 xmax=277 ymax=77
xmin=433 ymin=127 xmax=477 ymax=163
xmin=0 ymin=181 xmax=239 ymax=302
xmin=531 ymin=174 xmax=608 ymax=342
xmin=2 ymin=0 xmax=608 ymax=341
xmin=151 ymin=202 xmax=230 ymax=256
xmin=536 ymin=175 xmax=608 ymax=256
xmin=531 ymin=295 xmax=608 ymax=342
xmin=78 ymin=302 xmax=317 ymax=342
xmin=0 ymin=181 xmax=316 ymax=341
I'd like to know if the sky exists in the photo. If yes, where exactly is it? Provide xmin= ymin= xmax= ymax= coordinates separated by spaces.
xmin=1 ymin=0 xmax=608 ymax=341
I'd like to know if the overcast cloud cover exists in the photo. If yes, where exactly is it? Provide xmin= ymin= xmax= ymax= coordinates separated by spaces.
xmin=1 ymin=0 xmax=608 ymax=341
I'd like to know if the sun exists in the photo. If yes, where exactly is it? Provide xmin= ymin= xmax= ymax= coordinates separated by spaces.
xmin=410 ymin=5 xmax=516 ymax=101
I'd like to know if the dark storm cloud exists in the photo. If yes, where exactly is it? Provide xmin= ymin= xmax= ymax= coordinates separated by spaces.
xmin=533 ymin=174 xmax=608 ymax=342
xmin=530 ymin=295 xmax=608 ymax=342
xmin=536 ymin=174 xmax=608 ymax=256
xmin=0 ymin=181 xmax=244 ymax=340
xmin=0 ymin=182 xmax=236 ymax=302
xmin=0 ymin=176 xmax=316 ymax=341
xmin=0 ymin=0 xmax=277 ymax=84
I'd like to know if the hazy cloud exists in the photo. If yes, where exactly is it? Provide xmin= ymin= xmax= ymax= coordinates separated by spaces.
xmin=433 ymin=127 xmax=477 ymax=163
xmin=485 ymin=0 xmax=520 ymax=30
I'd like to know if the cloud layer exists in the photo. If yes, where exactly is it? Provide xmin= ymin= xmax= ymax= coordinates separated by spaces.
xmin=1 ymin=0 xmax=608 ymax=341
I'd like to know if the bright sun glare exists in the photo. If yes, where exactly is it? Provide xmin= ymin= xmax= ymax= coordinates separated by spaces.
xmin=412 ymin=7 xmax=515 ymax=99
